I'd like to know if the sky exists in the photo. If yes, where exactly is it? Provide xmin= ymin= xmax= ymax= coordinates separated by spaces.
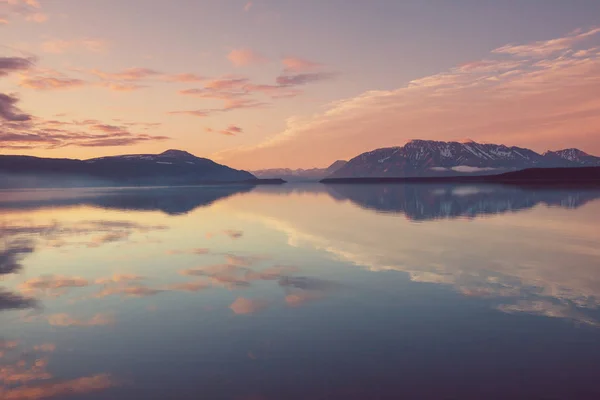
xmin=1 ymin=0 xmax=600 ymax=169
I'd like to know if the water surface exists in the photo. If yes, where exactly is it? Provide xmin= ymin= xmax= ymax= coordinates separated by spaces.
xmin=1 ymin=183 xmax=600 ymax=399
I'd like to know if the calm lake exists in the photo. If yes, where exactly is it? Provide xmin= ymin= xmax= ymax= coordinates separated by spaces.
xmin=1 ymin=183 xmax=600 ymax=399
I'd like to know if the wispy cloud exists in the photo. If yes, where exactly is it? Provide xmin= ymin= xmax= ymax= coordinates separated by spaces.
xmin=205 ymin=125 xmax=243 ymax=136
xmin=167 ymin=248 xmax=211 ymax=255
xmin=0 ymin=56 xmax=35 ymax=76
xmin=0 ymin=374 xmax=117 ymax=399
xmin=244 ymin=1 xmax=253 ymax=12
xmin=0 ymin=0 xmax=48 ymax=24
xmin=47 ymin=313 xmax=115 ymax=327
xmin=95 ymin=285 xmax=164 ymax=298
xmin=173 ymin=66 xmax=333 ymax=118
xmin=167 ymin=109 xmax=211 ymax=118
xmin=0 ymin=341 xmax=117 ymax=398
xmin=20 ymin=75 xmax=86 ymax=90
xmin=0 ymin=289 xmax=37 ymax=311
xmin=20 ymin=275 xmax=89 ymax=297
xmin=99 ymin=82 xmax=147 ymax=92
xmin=228 ymin=48 xmax=269 ymax=67
xmin=224 ymin=229 xmax=244 ymax=239
xmin=0 ymin=93 xmax=30 ymax=121
xmin=493 ymin=27 xmax=600 ymax=58
xmin=282 ymin=57 xmax=322 ymax=72
xmin=275 ymin=72 xmax=336 ymax=86
xmin=162 ymin=73 xmax=207 ymax=83
xmin=90 ymin=67 xmax=160 ymax=81
xmin=41 ymin=38 xmax=108 ymax=54
xmin=229 ymin=297 xmax=269 ymax=315
xmin=0 ymin=241 xmax=34 ymax=275
xmin=215 ymin=27 xmax=600 ymax=168
xmin=0 ymin=116 xmax=170 ymax=149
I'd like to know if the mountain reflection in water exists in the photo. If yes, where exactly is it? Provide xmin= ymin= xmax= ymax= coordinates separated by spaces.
xmin=1 ymin=183 xmax=599 ymax=399
xmin=323 ymin=183 xmax=600 ymax=220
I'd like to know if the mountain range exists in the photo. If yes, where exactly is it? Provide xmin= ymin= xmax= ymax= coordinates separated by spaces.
xmin=252 ymin=160 xmax=347 ymax=181
xmin=0 ymin=149 xmax=258 ymax=188
xmin=328 ymin=140 xmax=600 ymax=178
xmin=2 ymin=141 xmax=599 ymax=186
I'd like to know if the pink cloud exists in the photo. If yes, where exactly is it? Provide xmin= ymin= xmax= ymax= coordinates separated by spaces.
xmin=25 ymin=11 xmax=46 ymax=22
xmin=95 ymin=274 xmax=145 ymax=285
xmin=20 ymin=275 xmax=89 ymax=296
xmin=206 ymin=125 xmax=243 ymax=136
xmin=222 ymin=98 xmax=267 ymax=111
xmin=492 ymin=27 xmax=600 ymax=58
xmin=204 ymin=77 xmax=249 ymax=90
xmin=282 ymin=57 xmax=322 ymax=72
xmin=100 ymin=82 xmax=147 ymax=92
xmin=95 ymin=285 xmax=164 ymax=298
xmin=41 ymin=38 xmax=108 ymax=54
xmin=0 ymin=374 xmax=118 ymax=399
xmin=164 ymin=73 xmax=206 ymax=82
xmin=166 ymin=281 xmax=210 ymax=292
xmin=285 ymin=291 xmax=323 ymax=307
xmin=19 ymin=76 xmax=86 ymax=90
xmin=167 ymin=248 xmax=210 ymax=255
xmin=0 ymin=115 xmax=170 ymax=149
xmin=229 ymin=297 xmax=269 ymax=315
xmin=244 ymin=1 xmax=253 ymax=12
xmin=90 ymin=67 xmax=159 ymax=81
xmin=167 ymin=109 xmax=211 ymax=118
xmin=215 ymin=27 xmax=600 ymax=169
xmin=47 ymin=313 xmax=115 ymax=327
xmin=0 ymin=0 xmax=47 ymax=24
xmin=228 ymin=48 xmax=269 ymax=67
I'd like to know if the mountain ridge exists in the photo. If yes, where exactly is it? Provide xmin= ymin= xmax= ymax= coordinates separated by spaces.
xmin=329 ymin=139 xmax=600 ymax=178
xmin=252 ymin=160 xmax=347 ymax=181
xmin=0 ymin=149 xmax=258 ymax=188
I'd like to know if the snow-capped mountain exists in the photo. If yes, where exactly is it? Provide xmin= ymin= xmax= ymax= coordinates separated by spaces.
xmin=253 ymin=160 xmax=347 ymax=181
xmin=329 ymin=140 xmax=600 ymax=178
xmin=543 ymin=148 xmax=600 ymax=166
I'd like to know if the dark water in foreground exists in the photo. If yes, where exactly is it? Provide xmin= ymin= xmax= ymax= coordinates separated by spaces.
xmin=1 ymin=183 xmax=600 ymax=399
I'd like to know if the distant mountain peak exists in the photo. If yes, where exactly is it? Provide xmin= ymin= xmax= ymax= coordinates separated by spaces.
xmin=406 ymin=139 xmax=437 ymax=145
xmin=160 ymin=149 xmax=196 ymax=158
xmin=545 ymin=148 xmax=590 ymax=157
xmin=329 ymin=140 xmax=600 ymax=179
xmin=327 ymin=160 xmax=347 ymax=171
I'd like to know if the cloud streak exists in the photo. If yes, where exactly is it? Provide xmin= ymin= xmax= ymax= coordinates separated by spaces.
xmin=228 ymin=49 xmax=268 ymax=67
xmin=47 ymin=313 xmax=115 ymax=327
xmin=0 ymin=117 xmax=169 ymax=149
xmin=282 ymin=57 xmax=322 ymax=72
xmin=215 ymin=27 xmax=600 ymax=168
xmin=229 ymin=297 xmax=269 ymax=314
xmin=0 ymin=93 xmax=30 ymax=121
xmin=0 ymin=0 xmax=48 ymax=25
xmin=0 ymin=57 xmax=34 ymax=76
xmin=205 ymin=125 xmax=243 ymax=136
xmin=41 ymin=38 xmax=108 ymax=54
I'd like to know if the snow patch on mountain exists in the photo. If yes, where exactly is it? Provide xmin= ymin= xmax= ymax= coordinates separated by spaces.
xmin=451 ymin=166 xmax=499 ymax=173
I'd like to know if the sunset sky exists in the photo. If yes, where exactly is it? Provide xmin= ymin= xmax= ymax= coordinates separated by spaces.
xmin=1 ymin=0 xmax=600 ymax=169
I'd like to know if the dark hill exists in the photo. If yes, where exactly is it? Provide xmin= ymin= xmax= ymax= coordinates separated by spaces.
xmin=0 ymin=150 xmax=259 ymax=188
